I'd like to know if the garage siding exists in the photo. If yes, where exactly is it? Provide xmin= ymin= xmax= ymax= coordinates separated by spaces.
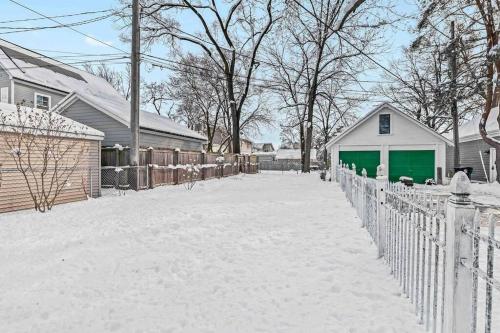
xmin=0 ymin=134 xmax=101 ymax=213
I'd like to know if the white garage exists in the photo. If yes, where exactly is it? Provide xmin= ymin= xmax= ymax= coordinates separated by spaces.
xmin=326 ymin=103 xmax=453 ymax=184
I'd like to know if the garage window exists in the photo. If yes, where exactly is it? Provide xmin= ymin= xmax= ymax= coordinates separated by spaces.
xmin=379 ymin=114 xmax=391 ymax=134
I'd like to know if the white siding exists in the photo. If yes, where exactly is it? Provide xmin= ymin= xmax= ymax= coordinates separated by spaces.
xmin=330 ymin=106 xmax=450 ymax=182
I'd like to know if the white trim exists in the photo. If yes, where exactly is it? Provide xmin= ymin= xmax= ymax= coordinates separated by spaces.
xmin=459 ymin=131 xmax=500 ymax=143
xmin=34 ymin=92 xmax=51 ymax=110
xmin=10 ymin=80 xmax=14 ymax=103
xmin=325 ymin=102 xmax=454 ymax=149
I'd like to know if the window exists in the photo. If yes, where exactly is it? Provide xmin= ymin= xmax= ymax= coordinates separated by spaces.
xmin=379 ymin=114 xmax=391 ymax=135
xmin=35 ymin=93 xmax=51 ymax=110
xmin=0 ymin=87 xmax=8 ymax=103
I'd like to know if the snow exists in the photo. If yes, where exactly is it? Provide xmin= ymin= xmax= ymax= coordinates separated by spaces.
xmin=0 ymin=41 xmax=206 ymax=142
xmin=0 ymin=103 xmax=104 ymax=139
xmin=0 ymin=173 xmax=424 ymax=332
xmin=421 ymin=181 xmax=500 ymax=207
xmin=446 ymin=107 xmax=500 ymax=140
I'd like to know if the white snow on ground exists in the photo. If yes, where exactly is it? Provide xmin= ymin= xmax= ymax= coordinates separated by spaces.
xmin=0 ymin=172 xmax=424 ymax=332
xmin=422 ymin=182 xmax=500 ymax=207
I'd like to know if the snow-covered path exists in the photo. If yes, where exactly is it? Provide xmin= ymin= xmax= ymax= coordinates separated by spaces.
xmin=0 ymin=172 xmax=423 ymax=332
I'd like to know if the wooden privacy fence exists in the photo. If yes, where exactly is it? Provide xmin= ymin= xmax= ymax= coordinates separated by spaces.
xmin=336 ymin=163 xmax=500 ymax=333
xmin=101 ymin=147 xmax=259 ymax=190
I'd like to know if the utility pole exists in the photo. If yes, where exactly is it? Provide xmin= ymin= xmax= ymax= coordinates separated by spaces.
xmin=130 ymin=0 xmax=141 ymax=188
xmin=449 ymin=20 xmax=460 ymax=170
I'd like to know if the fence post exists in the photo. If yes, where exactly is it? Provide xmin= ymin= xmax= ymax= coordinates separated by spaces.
xmin=114 ymin=146 xmax=120 ymax=189
xmin=443 ymin=171 xmax=475 ymax=333
xmin=352 ymin=163 xmax=357 ymax=207
xmin=147 ymin=147 xmax=154 ymax=189
xmin=201 ymin=151 xmax=207 ymax=180
xmin=361 ymin=168 xmax=367 ymax=227
xmin=173 ymin=148 xmax=180 ymax=185
xmin=376 ymin=164 xmax=387 ymax=258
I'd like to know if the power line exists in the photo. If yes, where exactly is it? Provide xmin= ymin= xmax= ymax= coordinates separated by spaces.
xmin=7 ymin=0 xmax=129 ymax=54
xmin=0 ymin=57 xmax=130 ymax=71
xmin=0 ymin=12 xmax=114 ymax=35
xmin=0 ymin=9 xmax=113 ymax=24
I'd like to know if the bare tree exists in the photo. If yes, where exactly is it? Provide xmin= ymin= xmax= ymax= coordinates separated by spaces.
xmin=415 ymin=0 xmax=498 ymax=179
xmin=142 ymin=81 xmax=173 ymax=116
xmin=0 ymin=105 xmax=89 ymax=212
xmin=83 ymin=62 xmax=131 ymax=100
xmin=268 ymin=0 xmax=390 ymax=171
xmin=314 ymin=80 xmax=358 ymax=163
xmin=378 ymin=43 xmax=483 ymax=134
xmin=136 ymin=0 xmax=277 ymax=154
xmin=475 ymin=0 xmax=500 ymax=180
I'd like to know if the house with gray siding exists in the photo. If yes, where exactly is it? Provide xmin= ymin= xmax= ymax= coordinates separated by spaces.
xmin=446 ymin=107 xmax=499 ymax=182
xmin=0 ymin=39 xmax=206 ymax=152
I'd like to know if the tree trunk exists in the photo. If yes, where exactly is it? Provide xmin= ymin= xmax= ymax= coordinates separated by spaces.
xmin=300 ymin=124 xmax=305 ymax=172
xmin=226 ymin=75 xmax=240 ymax=154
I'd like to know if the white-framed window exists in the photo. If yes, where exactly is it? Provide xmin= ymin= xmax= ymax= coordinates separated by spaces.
xmin=34 ymin=93 xmax=51 ymax=110
xmin=379 ymin=113 xmax=391 ymax=135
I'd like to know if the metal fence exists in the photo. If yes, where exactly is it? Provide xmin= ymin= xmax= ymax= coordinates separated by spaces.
xmin=336 ymin=163 xmax=500 ymax=333
xmin=101 ymin=166 xmax=149 ymax=194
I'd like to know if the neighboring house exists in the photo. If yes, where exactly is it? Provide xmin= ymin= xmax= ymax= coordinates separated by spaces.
xmin=446 ymin=106 xmax=499 ymax=182
xmin=0 ymin=39 xmax=206 ymax=151
xmin=253 ymin=151 xmax=276 ymax=163
xmin=326 ymin=103 xmax=453 ymax=184
xmin=275 ymin=148 xmax=318 ymax=165
xmin=253 ymin=143 xmax=275 ymax=153
xmin=240 ymin=138 xmax=253 ymax=155
xmin=210 ymin=127 xmax=253 ymax=154
xmin=0 ymin=103 xmax=104 ymax=213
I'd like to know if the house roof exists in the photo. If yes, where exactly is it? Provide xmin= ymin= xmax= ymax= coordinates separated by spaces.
xmin=275 ymin=148 xmax=317 ymax=161
xmin=253 ymin=142 xmax=275 ymax=151
xmin=0 ymin=102 xmax=104 ymax=140
xmin=0 ymin=39 xmax=207 ymax=142
xmin=325 ymin=102 xmax=454 ymax=149
xmin=447 ymin=107 xmax=500 ymax=142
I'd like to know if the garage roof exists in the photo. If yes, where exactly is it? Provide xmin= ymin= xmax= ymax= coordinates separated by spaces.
xmin=325 ymin=103 xmax=454 ymax=149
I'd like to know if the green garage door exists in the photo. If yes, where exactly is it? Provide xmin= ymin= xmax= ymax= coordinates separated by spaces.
xmin=339 ymin=151 xmax=380 ymax=178
xmin=389 ymin=150 xmax=435 ymax=184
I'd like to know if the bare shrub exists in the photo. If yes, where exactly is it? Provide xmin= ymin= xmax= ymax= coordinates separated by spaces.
xmin=0 ymin=104 xmax=89 ymax=212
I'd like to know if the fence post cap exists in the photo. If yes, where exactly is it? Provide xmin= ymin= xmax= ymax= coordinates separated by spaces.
xmin=361 ymin=168 xmax=367 ymax=177
xmin=376 ymin=164 xmax=386 ymax=177
xmin=449 ymin=171 xmax=471 ymax=196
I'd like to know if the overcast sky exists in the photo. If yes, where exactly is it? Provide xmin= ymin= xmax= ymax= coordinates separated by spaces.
xmin=0 ymin=0 xmax=418 ymax=147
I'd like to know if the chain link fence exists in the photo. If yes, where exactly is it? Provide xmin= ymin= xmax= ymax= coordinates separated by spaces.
xmin=101 ymin=166 xmax=149 ymax=195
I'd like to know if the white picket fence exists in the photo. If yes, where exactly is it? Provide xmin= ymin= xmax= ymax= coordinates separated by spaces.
xmin=336 ymin=163 xmax=500 ymax=333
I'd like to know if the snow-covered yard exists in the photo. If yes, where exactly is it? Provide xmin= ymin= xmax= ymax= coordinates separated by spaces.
xmin=0 ymin=172 xmax=423 ymax=332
